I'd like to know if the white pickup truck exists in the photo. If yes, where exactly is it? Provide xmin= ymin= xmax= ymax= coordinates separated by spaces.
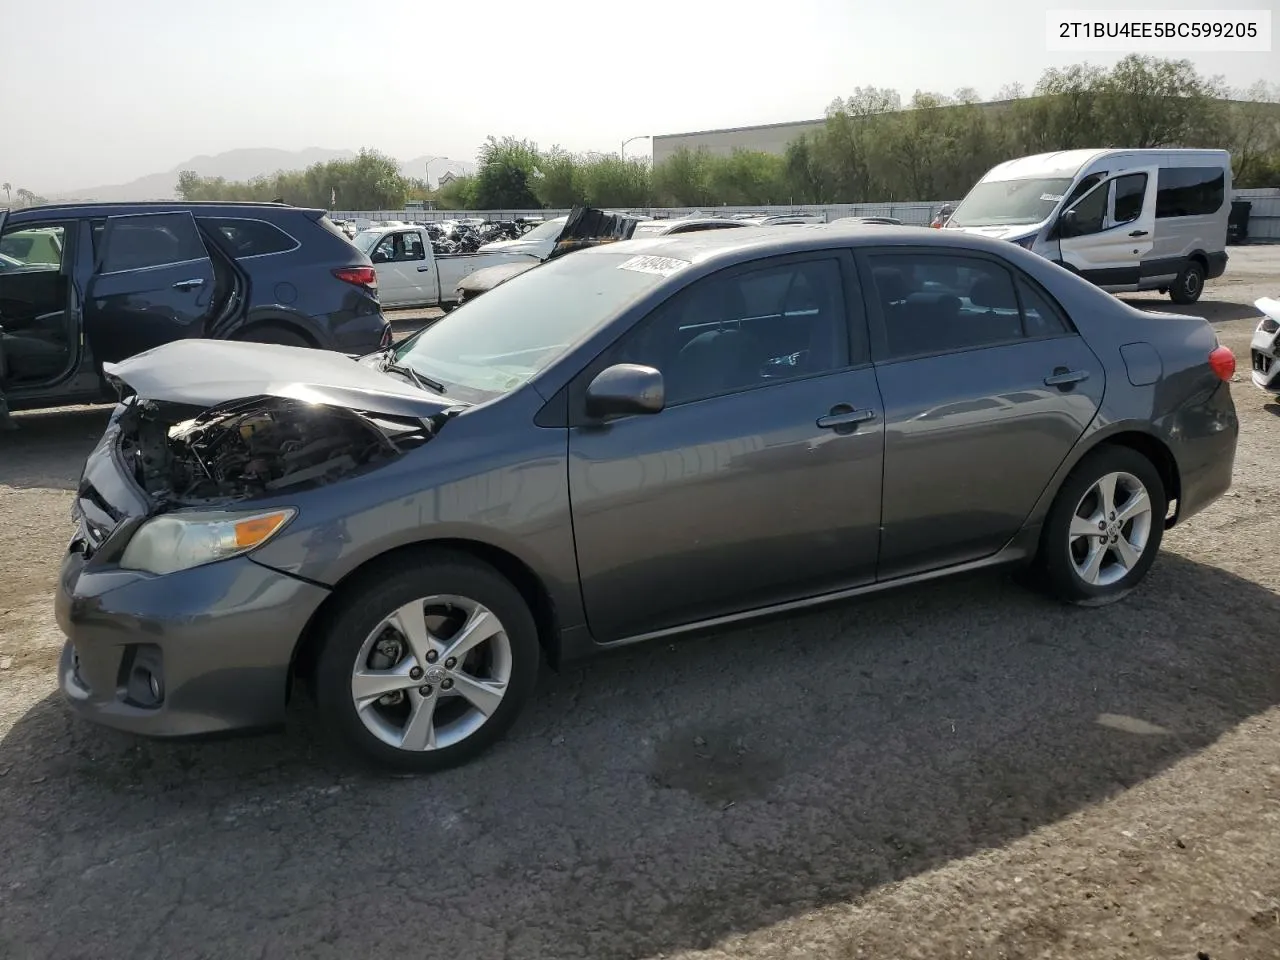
xmin=351 ymin=226 xmax=539 ymax=309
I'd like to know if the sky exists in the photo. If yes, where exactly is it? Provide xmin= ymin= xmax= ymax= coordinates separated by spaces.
xmin=1 ymin=0 xmax=1275 ymax=193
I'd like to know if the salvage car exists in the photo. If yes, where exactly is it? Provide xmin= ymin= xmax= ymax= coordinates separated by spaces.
xmin=56 ymin=224 xmax=1238 ymax=773
xmin=1249 ymin=296 xmax=1280 ymax=393
xmin=454 ymin=209 xmax=734 ymax=305
xmin=0 ymin=201 xmax=391 ymax=415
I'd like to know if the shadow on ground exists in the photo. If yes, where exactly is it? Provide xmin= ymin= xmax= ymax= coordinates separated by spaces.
xmin=2 ymin=552 xmax=1279 ymax=958
xmin=0 ymin=405 xmax=110 ymax=492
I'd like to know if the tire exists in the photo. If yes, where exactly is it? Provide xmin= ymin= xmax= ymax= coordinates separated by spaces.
xmin=1169 ymin=260 xmax=1205 ymax=305
xmin=236 ymin=324 xmax=311 ymax=347
xmin=313 ymin=550 xmax=541 ymax=774
xmin=1037 ymin=445 xmax=1167 ymax=607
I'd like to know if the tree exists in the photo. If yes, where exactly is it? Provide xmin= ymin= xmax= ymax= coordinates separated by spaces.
xmin=473 ymin=136 xmax=542 ymax=209
xmin=1 ymin=182 xmax=9 ymax=206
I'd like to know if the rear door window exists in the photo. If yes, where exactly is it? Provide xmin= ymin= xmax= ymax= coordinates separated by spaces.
xmin=99 ymin=213 xmax=209 ymax=273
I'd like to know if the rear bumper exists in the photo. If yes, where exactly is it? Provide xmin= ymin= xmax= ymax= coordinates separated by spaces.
xmin=1172 ymin=380 xmax=1239 ymax=525
xmin=55 ymin=549 xmax=330 ymax=737
xmin=1206 ymin=250 xmax=1228 ymax=281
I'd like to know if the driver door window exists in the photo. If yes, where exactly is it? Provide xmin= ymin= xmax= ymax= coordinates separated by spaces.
xmin=610 ymin=257 xmax=853 ymax=406
xmin=372 ymin=234 xmax=400 ymax=263
xmin=1111 ymin=173 xmax=1148 ymax=225
xmin=1063 ymin=182 xmax=1108 ymax=237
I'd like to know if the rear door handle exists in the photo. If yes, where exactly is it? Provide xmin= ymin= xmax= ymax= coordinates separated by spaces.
xmin=817 ymin=408 xmax=877 ymax=429
xmin=1044 ymin=367 xmax=1089 ymax=387
xmin=1128 ymin=229 xmax=1148 ymax=237
xmin=172 ymin=278 xmax=205 ymax=290
xmin=416 ymin=265 xmax=432 ymax=272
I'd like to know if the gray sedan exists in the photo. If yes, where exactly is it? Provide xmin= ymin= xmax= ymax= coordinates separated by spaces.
xmin=55 ymin=225 xmax=1239 ymax=772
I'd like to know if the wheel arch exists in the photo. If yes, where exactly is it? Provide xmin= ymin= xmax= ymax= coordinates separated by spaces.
xmin=1032 ymin=426 xmax=1182 ymax=538
xmin=219 ymin=308 xmax=324 ymax=347
xmin=288 ymin=538 xmax=563 ymax=701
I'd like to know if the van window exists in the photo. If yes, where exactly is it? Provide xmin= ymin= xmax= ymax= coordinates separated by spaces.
xmin=1156 ymin=167 xmax=1226 ymax=218
xmin=1112 ymin=173 xmax=1148 ymax=225
xmin=948 ymin=177 xmax=1073 ymax=228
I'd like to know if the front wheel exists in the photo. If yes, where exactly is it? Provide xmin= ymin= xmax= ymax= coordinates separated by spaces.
xmin=1170 ymin=260 xmax=1206 ymax=305
xmin=313 ymin=551 xmax=542 ymax=773
xmin=1037 ymin=446 xmax=1167 ymax=606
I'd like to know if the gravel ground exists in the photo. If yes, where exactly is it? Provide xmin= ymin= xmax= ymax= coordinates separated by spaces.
xmin=2 ymin=249 xmax=1279 ymax=960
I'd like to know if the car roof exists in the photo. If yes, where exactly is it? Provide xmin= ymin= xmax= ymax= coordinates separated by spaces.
xmin=8 ymin=200 xmax=324 ymax=221
xmin=579 ymin=222 xmax=1019 ymax=268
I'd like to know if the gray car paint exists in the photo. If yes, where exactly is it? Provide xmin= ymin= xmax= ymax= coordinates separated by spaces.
xmin=56 ymin=224 xmax=1238 ymax=737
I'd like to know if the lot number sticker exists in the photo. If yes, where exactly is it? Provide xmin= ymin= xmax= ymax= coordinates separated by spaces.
xmin=618 ymin=255 xmax=692 ymax=277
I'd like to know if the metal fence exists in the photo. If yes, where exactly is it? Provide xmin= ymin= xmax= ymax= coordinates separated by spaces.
xmin=333 ymin=192 xmax=1280 ymax=240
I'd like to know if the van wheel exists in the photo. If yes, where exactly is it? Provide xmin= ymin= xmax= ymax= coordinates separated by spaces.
xmin=313 ymin=551 xmax=542 ymax=774
xmin=1169 ymin=261 xmax=1205 ymax=305
xmin=236 ymin=324 xmax=312 ymax=347
xmin=1037 ymin=445 xmax=1167 ymax=607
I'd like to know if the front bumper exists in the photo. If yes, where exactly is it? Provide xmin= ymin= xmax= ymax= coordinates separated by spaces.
xmin=1250 ymin=323 xmax=1280 ymax=393
xmin=55 ymin=549 xmax=330 ymax=737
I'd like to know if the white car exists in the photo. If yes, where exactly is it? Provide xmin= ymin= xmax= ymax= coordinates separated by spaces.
xmin=1249 ymin=297 xmax=1280 ymax=394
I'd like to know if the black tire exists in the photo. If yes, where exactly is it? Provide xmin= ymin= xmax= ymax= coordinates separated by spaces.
xmin=236 ymin=324 xmax=312 ymax=347
xmin=313 ymin=550 xmax=541 ymax=774
xmin=1037 ymin=445 xmax=1167 ymax=607
xmin=1169 ymin=260 xmax=1206 ymax=305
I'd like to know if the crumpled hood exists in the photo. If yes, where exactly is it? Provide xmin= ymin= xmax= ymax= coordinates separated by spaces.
xmin=102 ymin=339 xmax=457 ymax=420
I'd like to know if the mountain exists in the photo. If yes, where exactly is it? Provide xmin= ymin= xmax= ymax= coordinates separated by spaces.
xmin=47 ymin=148 xmax=477 ymax=202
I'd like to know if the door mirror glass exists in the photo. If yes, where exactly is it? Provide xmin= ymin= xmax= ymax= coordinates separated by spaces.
xmin=585 ymin=363 xmax=665 ymax=418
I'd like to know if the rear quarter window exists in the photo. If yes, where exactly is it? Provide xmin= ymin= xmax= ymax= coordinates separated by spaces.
xmin=199 ymin=217 xmax=298 ymax=258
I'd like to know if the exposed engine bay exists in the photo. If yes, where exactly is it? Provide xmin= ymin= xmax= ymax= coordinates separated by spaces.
xmin=118 ymin=395 xmax=434 ymax=504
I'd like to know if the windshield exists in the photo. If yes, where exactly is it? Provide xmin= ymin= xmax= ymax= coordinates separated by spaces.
xmin=949 ymin=177 xmax=1074 ymax=227
xmin=352 ymin=231 xmax=381 ymax=254
xmin=392 ymin=250 xmax=675 ymax=402
xmin=510 ymin=218 xmax=566 ymax=242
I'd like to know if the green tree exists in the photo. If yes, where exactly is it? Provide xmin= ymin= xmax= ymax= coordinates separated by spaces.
xmin=473 ymin=136 xmax=542 ymax=209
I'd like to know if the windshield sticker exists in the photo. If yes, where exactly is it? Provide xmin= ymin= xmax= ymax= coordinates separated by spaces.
xmin=618 ymin=255 xmax=692 ymax=277
xmin=1040 ymin=193 xmax=1065 ymax=202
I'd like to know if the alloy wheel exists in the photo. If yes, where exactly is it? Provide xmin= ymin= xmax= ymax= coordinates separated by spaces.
xmin=1067 ymin=471 xmax=1154 ymax=587
xmin=350 ymin=594 xmax=512 ymax=751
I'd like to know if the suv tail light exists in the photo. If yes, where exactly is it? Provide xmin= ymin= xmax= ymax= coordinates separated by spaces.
xmin=333 ymin=266 xmax=377 ymax=290
xmin=1209 ymin=345 xmax=1235 ymax=381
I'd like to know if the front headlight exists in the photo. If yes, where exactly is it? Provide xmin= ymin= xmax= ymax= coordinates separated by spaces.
xmin=119 ymin=508 xmax=296 ymax=576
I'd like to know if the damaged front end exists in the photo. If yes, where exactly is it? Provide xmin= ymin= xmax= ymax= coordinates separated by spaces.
xmin=117 ymin=395 xmax=436 ymax=506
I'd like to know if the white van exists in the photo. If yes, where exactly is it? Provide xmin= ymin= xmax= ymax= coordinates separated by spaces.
xmin=944 ymin=149 xmax=1231 ymax=304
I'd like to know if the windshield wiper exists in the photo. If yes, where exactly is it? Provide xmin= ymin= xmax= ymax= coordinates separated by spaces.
xmin=380 ymin=349 xmax=446 ymax=394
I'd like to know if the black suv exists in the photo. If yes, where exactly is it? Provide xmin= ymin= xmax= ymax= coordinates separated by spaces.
xmin=0 ymin=201 xmax=390 ymax=414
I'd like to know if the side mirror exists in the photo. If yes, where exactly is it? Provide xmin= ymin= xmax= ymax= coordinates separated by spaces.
xmin=585 ymin=364 xmax=665 ymax=419
xmin=1056 ymin=208 xmax=1078 ymax=238
xmin=371 ymin=251 xmax=389 ymax=264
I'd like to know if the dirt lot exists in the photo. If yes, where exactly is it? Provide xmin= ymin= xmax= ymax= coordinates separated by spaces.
xmin=2 ymin=249 xmax=1279 ymax=960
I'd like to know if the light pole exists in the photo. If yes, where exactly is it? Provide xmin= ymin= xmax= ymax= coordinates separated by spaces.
xmin=620 ymin=136 xmax=649 ymax=161
xmin=425 ymin=156 xmax=450 ymax=188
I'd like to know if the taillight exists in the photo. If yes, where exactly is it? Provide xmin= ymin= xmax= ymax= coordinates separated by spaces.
xmin=1209 ymin=345 xmax=1235 ymax=381
xmin=333 ymin=266 xmax=377 ymax=289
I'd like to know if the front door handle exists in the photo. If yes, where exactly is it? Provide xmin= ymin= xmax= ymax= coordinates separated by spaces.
xmin=172 ymin=278 xmax=205 ymax=290
xmin=816 ymin=407 xmax=877 ymax=429
xmin=1128 ymin=229 xmax=1148 ymax=237
xmin=1045 ymin=367 xmax=1089 ymax=387
xmin=416 ymin=265 xmax=432 ymax=272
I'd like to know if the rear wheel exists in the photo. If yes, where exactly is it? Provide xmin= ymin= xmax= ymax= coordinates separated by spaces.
xmin=1169 ymin=260 xmax=1205 ymax=305
xmin=1037 ymin=446 xmax=1166 ymax=606
xmin=313 ymin=551 xmax=541 ymax=773
xmin=235 ymin=323 xmax=311 ymax=347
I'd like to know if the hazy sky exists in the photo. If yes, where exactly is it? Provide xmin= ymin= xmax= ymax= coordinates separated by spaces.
xmin=2 ymin=0 xmax=1275 ymax=192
